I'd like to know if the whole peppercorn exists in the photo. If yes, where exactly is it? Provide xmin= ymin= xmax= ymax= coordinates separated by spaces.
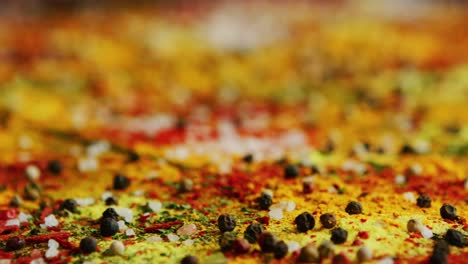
xmin=105 ymin=196 xmax=119 ymax=206
xmin=242 ymin=154 xmax=254 ymax=163
xmin=24 ymin=183 xmax=40 ymax=200
xmin=284 ymin=164 xmax=300 ymax=178
xmin=320 ymin=213 xmax=337 ymax=229
xmin=127 ymin=152 xmax=140 ymax=163
xmin=232 ymin=238 xmax=250 ymax=254
xmin=9 ymin=195 xmax=22 ymax=207
xmin=331 ymin=228 xmax=348 ymax=244
xmin=357 ymin=246 xmax=373 ymax=263
xmin=440 ymin=204 xmax=458 ymax=220
xmin=100 ymin=217 xmax=119 ymax=237
xmin=294 ymin=212 xmax=315 ymax=232
xmin=345 ymin=201 xmax=363 ymax=215
xmin=445 ymin=229 xmax=464 ymax=247
xmin=416 ymin=194 xmax=431 ymax=208
xmin=113 ymin=174 xmax=130 ymax=190
xmin=257 ymin=232 xmax=278 ymax=253
xmin=102 ymin=208 xmax=119 ymax=220
xmin=297 ymin=244 xmax=319 ymax=263
xmin=258 ymin=193 xmax=273 ymax=210
xmin=400 ymin=144 xmax=415 ymax=154
xmin=218 ymin=232 xmax=236 ymax=252
xmin=429 ymin=240 xmax=449 ymax=264
xmin=60 ymin=198 xmax=78 ymax=213
xmin=273 ymin=240 xmax=288 ymax=259
xmin=5 ymin=236 xmax=25 ymax=251
xmin=217 ymin=214 xmax=236 ymax=233
xmin=302 ymin=176 xmax=314 ymax=194
xmin=47 ymin=160 xmax=63 ymax=175
xmin=80 ymin=237 xmax=98 ymax=254
xmin=407 ymin=219 xmax=423 ymax=233
xmin=244 ymin=222 xmax=265 ymax=244
xmin=318 ymin=240 xmax=334 ymax=259
xmin=181 ymin=255 xmax=199 ymax=264
xmin=109 ymin=240 xmax=125 ymax=256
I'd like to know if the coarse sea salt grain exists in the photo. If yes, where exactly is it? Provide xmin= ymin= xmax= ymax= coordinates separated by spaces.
xmin=167 ymin=233 xmax=180 ymax=242
xmin=101 ymin=192 xmax=113 ymax=201
xmin=377 ymin=257 xmax=394 ymax=264
xmin=269 ymin=208 xmax=283 ymax=220
xmin=45 ymin=247 xmax=59 ymax=259
xmin=148 ymin=201 xmax=162 ymax=213
xmin=78 ymin=157 xmax=99 ymax=172
xmin=133 ymin=190 xmax=145 ymax=197
xmin=19 ymin=212 xmax=32 ymax=223
xmin=403 ymin=192 xmax=416 ymax=203
xmin=420 ymin=226 xmax=433 ymax=239
xmin=30 ymin=258 xmax=46 ymax=264
xmin=125 ymin=229 xmax=136 ymax=237
xmin=44 ymin=214 xmax=59 ymax=227
xmin=146 ymin=236 xmax=162 ymax=242
xmin=182 ymin=239 xmax=194 ymax=246
xmin=5 ymin=219 xmax=19 ymax=227
xmin=395 ymin=175 xmax=406 ymax=185
xmin=287 ymin=241 xmax=300 ymax=253
xmin=75 ymin=197 xmax=95 ymax=206
xmin=117 ymin=208 xmax=133 ymax=222
xmin=25 ymin=165 xmax=41 ymax=181
xmin=117 ymin=220 xmax=128 ymax=231
xmin=48 ymin=239 xmax=59 ymax=249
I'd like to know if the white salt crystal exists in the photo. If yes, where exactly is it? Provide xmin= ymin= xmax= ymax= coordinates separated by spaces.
xmin=167 ymin=233 xmax=180 ymax=242
xmin=18 ymin=135 xmax=32 ymax=149
xmin=75 ymin=197 xmax=95 ymax=206
xmin=146 ymin=236 xmax=162 ymax=242
xmin=45 ymin=246 xmax=59 ymax=258
xmin=420 ymin=226 xmax=433 ymax=239
xmin=5 ymin=219 xmax=19 ymax=226
xmin=30 ymin=258 xmax=46 ymax=264
xmin=48 ymin=239 xmax=59 ymax=249
xmin=377 ymin=257 xmax=394 ymax=264
xmin=117 ymin=220 xmax=128 ymax=231
xmin=116 ymin=208 xmax=133 ymax=222
xmin=269 ymin=208 xmax=283 ymax=220
xmin=25 ymin=165 xmax=41 ymax=181
xmin=86 ymin=141 xmax=110 ymax=157
xmin=182 ymin=239 xmax=194 ymax=246
xmin=410 ymin=163 xmax=422 ymax=176
xmin=101 ymin=192 xmax=113 ymax=201
xmin=125 ymin=229 xmax=136 ymax=237
xmin=78 ymin=157 xmax=99 ymax=172
xmin=19 ymin=212 xmax=32 ymax=223
xmin=287 ymin=241 xmax=300 ymax=253
xmin=44 ymin=214 xmax=59 ymax=227
xmin=395 ymin=175 xmax=406 ymax=185
xmin=403 ymin=192 xmax=416 ymax=203
xmin=133 ymin=190 xmax=145 ymax=197
xmin=148 ymin=201 xmax=162 ymax=213
xmin=285 ymin=201 xmax=296 ymax=212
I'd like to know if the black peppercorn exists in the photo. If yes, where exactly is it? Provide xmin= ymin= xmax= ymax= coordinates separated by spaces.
xmin=127 ymin=152 xmax=140 ymax=163
xmin=440 ymin=204 xmax=457 ymax=220
xmin=445 ymin=229 xmax=464 ymax=247
xmin=242 ymin=154 xmax=254 ymax=163
xmin=218 ymin=214 xmax=236 ymax=233
xmin=105 ymin=196 xmax=118 ymax=206
xmin=47 ymin=160 xmax=63 ymax=175
xmin=80 ymin=237 xmax=98 ymax=254
xmin=5 ymin=236 xmax=25 ymax=251
xmin=331 ymin=227 xmax=348 ymax=244
xmin=400 ymin=144 xmax=415 ymax=154
xmin=320 ymin=213 xmax=337 ymax=229
xmin=113 ymin=174 xmax=130 ymax=190
xmin=416 ymin=194 xmax=431 ymax=208
xmin=294 ymin=212 xmax=315 ymax=232
xmin=284 ymin=164 xmax=300 ymax=178
xmin=102 ymin=208 xmax=119 ymax=221
xmin=218 ymin=232 xmax=236 ymax=252
xmin=244 ymin=222 xmax=265 ymax=243
xmin=100 ymin=217 xmax=119 ymax=237
xmin=258 ymin=193 xmax=272 ymax=210
xmin=181 ymin=255 xmax=198 ymax=264
xmin=429 ymin=240 xmax=449 ymax=264
xmin=60 ymin=198 xmax=78 ymax=213
xmin=297 ymin=245 xmax=320 ymax=263
xmin=257 ymin=232 xmax=278 ymax=253
xmin=345 ymin=201 xmax=363 ymax=215
xmin=273 ymin=240 xmax=288 ymax=259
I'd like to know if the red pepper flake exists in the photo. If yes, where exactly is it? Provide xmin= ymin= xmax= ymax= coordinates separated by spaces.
xmin=25 ymin=232 xmax=70 ymax=244
xmin=358 ymin=231 xmax=369 ymax=239
xmin=256 ymin=216 xmax=269 ymax=226
xmin=409 ymin=232 xmax=423 ymax=239
xmin=40 ymin=207 xmax=54 ymax=221
xmin=124 ymin=240 xmax=136 ymax=246
xmin=0 ymin=251 xmax=13 ymax=258
xmin=352 ymin=239 xmax=363 ymax=246
xmin=144 ymin=221 xmax=183 ymax=233
xmin=55 ymin=237 xmax=77 ymax=250
xmin=139 ymin=213 xmax=154 ymax=223
xmin=360 ymin=218 xmax=367 ymax=223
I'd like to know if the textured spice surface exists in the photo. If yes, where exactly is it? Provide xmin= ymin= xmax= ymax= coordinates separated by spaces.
xmin=0 ymin=1 xmax=467 ymax=263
